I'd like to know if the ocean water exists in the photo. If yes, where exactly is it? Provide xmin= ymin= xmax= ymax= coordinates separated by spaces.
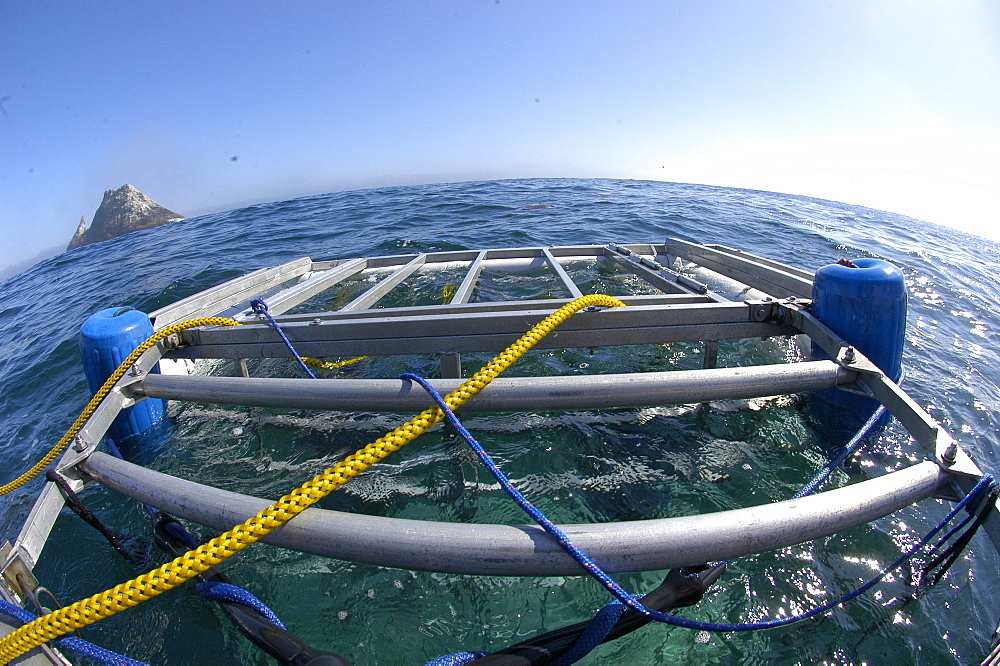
xmin=1 ymin=178 xmax=999 ymax=665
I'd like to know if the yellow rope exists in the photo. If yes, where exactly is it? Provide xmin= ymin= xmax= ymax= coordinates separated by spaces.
xmin=0 ymin=294 xmax=624 ymax=662
xmin=1 ymin=318 xmax=361 ymax=497
xmin=0 ymin=317 xmax=241 ymax=496
xmin=302 ymin=355 xmax=366 ymax=372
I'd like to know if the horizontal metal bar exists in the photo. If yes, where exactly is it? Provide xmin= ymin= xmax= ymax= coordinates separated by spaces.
xmin=707 ymin=244 xmax=815 ymax=281
xmin=172 ymin=302 xmax=797 ymax=358
xmin=271 ymin=293 xmax=712 ymax=324
xmin=186 ymin=302 xmax=758 ymax=348
xmin=138 ymin=361 xmax=849 ymax=412
xmin=147 ymin=246 xmax=661 ymax=327
xmin=168 ymin=321 xmax=797 ymax=359
xmin=665 ymin=238 xmax=813 ymax=298
xmin=150 ymin=257 xmax=313 ymax=328
xmin=80 ymin=454 xmax=947 ymax=575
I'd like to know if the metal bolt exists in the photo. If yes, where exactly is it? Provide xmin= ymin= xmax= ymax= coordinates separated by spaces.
xmin=129 ymin=364 xmax=143 ymax=377
xmin=942 ymin=442 xmax=958 ymax=465
xmin=310 ymin=318 xmax=322 ymax=326
xmin=841 ymin=346 xmax=856 ymax=363
xmin=73 ymin=435 xmax=86 ymax=452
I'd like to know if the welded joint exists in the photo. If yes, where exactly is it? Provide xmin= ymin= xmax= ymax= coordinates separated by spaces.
xmin=116 ymin=371 xmax=147 ymax=403
xmin=49 ymin=465 xmax=87 ymax=491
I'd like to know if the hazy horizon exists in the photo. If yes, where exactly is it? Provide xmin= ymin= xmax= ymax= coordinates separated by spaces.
xmin=3 ymin=1 xmax=998 ymax=275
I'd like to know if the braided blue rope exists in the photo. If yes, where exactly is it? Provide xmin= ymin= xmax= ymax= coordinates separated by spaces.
xmin=401 ymin=372 xmax=997 ymax=636
xmin=794 ymin=403 xmax=887 ymax=499
xmin=0 ymin=598 xmax=149 ymax=665
xmin=553 ymin=601 xmax=627 ymax=665
xmin=113 ymin=436 xmax=292 ymax=637
xmin=797 ymin=369 xmax=907 ymax=499
xmin=195 ymin=581 xmax=286 ymax=629
xmin=424 ymin=650 xmax=489 ymax=665
xmin=250 ymin=299 xmax=317 ymax=379
xmin=927 ymin=502 xmax=982 ymax=555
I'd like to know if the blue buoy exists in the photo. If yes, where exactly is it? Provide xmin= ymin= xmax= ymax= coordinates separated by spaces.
xmin=811 ymin=258 xmax=906 ymax=412
xmin=79 ymin=308 xmax=164 ymax=442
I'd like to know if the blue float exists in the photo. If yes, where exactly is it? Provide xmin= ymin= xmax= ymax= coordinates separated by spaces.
xmin=79 ymin=308 xmax=164 ymax=442
xmin=811 ymin=257 xmax=906 ymax=412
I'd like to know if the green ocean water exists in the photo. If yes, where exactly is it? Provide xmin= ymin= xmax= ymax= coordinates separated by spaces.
xmin=1 ymin=179 xmax=999 ymax=664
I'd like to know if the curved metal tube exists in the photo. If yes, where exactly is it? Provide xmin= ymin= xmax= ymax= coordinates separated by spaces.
xmin=80 ymin=453 xmax=947 ymax=576
xmin=137 ymin=361 xmax=850 ymax=412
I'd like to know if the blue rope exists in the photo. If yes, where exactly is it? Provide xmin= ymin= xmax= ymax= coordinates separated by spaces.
xmin=553 ymin=601 xmax=626 ymax=665
xmin=794 ymin=404 xmax=887 ymax=498
xmin=250 ymin=299 xmax=316 ymax=379
xmin=109 ymin=437 xmax=292 ymax=637
xmin=797 ymin=369 xmax=908 ymax=499
xmin=424 ymin=651 xmax=489 ymax=665
xmin=0 ymin=598 xmax=149 ymax=665
xmin=401 ymin=372 xmax=997 ymax=636
xmin=195 ymin=581 xmax=286 ymax=629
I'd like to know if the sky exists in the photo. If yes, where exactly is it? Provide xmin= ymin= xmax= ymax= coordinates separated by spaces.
xmin=2 ymin=1 xmax=999 ymax=275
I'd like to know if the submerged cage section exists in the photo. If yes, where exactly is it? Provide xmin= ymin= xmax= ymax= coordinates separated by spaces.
xmin=2 ymin=240 xmax=996 ymax=664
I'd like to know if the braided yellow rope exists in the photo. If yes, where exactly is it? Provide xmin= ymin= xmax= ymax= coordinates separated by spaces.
xmin=0 ymin=317 xmax=241 ymax=496
xmin=1 ymin=318 xmax=361 ymax=497
xmin=0 ymin=294 xmax=625 ymax=662
xmin=441 ymin=284 xmax=456 ymax=304
xmin=302 ymin=355 xmax=366 ymax=372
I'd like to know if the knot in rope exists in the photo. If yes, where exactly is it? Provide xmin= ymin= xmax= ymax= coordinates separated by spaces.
xmin=250 ymin=298 xmax=316 ymax=378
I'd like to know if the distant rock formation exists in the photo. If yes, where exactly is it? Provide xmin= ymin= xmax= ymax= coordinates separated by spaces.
xmin=67 ymin=184 xmax=183 ymax=250
xmin=68 ymin=216 xmax=88 ymax=250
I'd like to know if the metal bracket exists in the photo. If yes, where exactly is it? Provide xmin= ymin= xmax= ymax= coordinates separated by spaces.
xmin=931 ymin=431 xmax=982 ymax=479
xmin=1 ymin=542 xmax=39 ymax=603
xmin=161 ymin=332 xmax=182 ymax=351
xmin=116 ymin=370 xmax=146 ymax=405
xmin=747 ymin=299 xmax=776 ymax=322
xmin=1 ymin=546 xmax=75 ymax=664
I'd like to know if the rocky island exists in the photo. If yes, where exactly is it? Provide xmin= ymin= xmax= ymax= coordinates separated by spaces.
xmin=68 ymin=184 xmax=183 ymax=250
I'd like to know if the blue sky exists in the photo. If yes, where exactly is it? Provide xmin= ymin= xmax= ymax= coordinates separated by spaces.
xmin=2 ymin=1 xmax=998 ymax=275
